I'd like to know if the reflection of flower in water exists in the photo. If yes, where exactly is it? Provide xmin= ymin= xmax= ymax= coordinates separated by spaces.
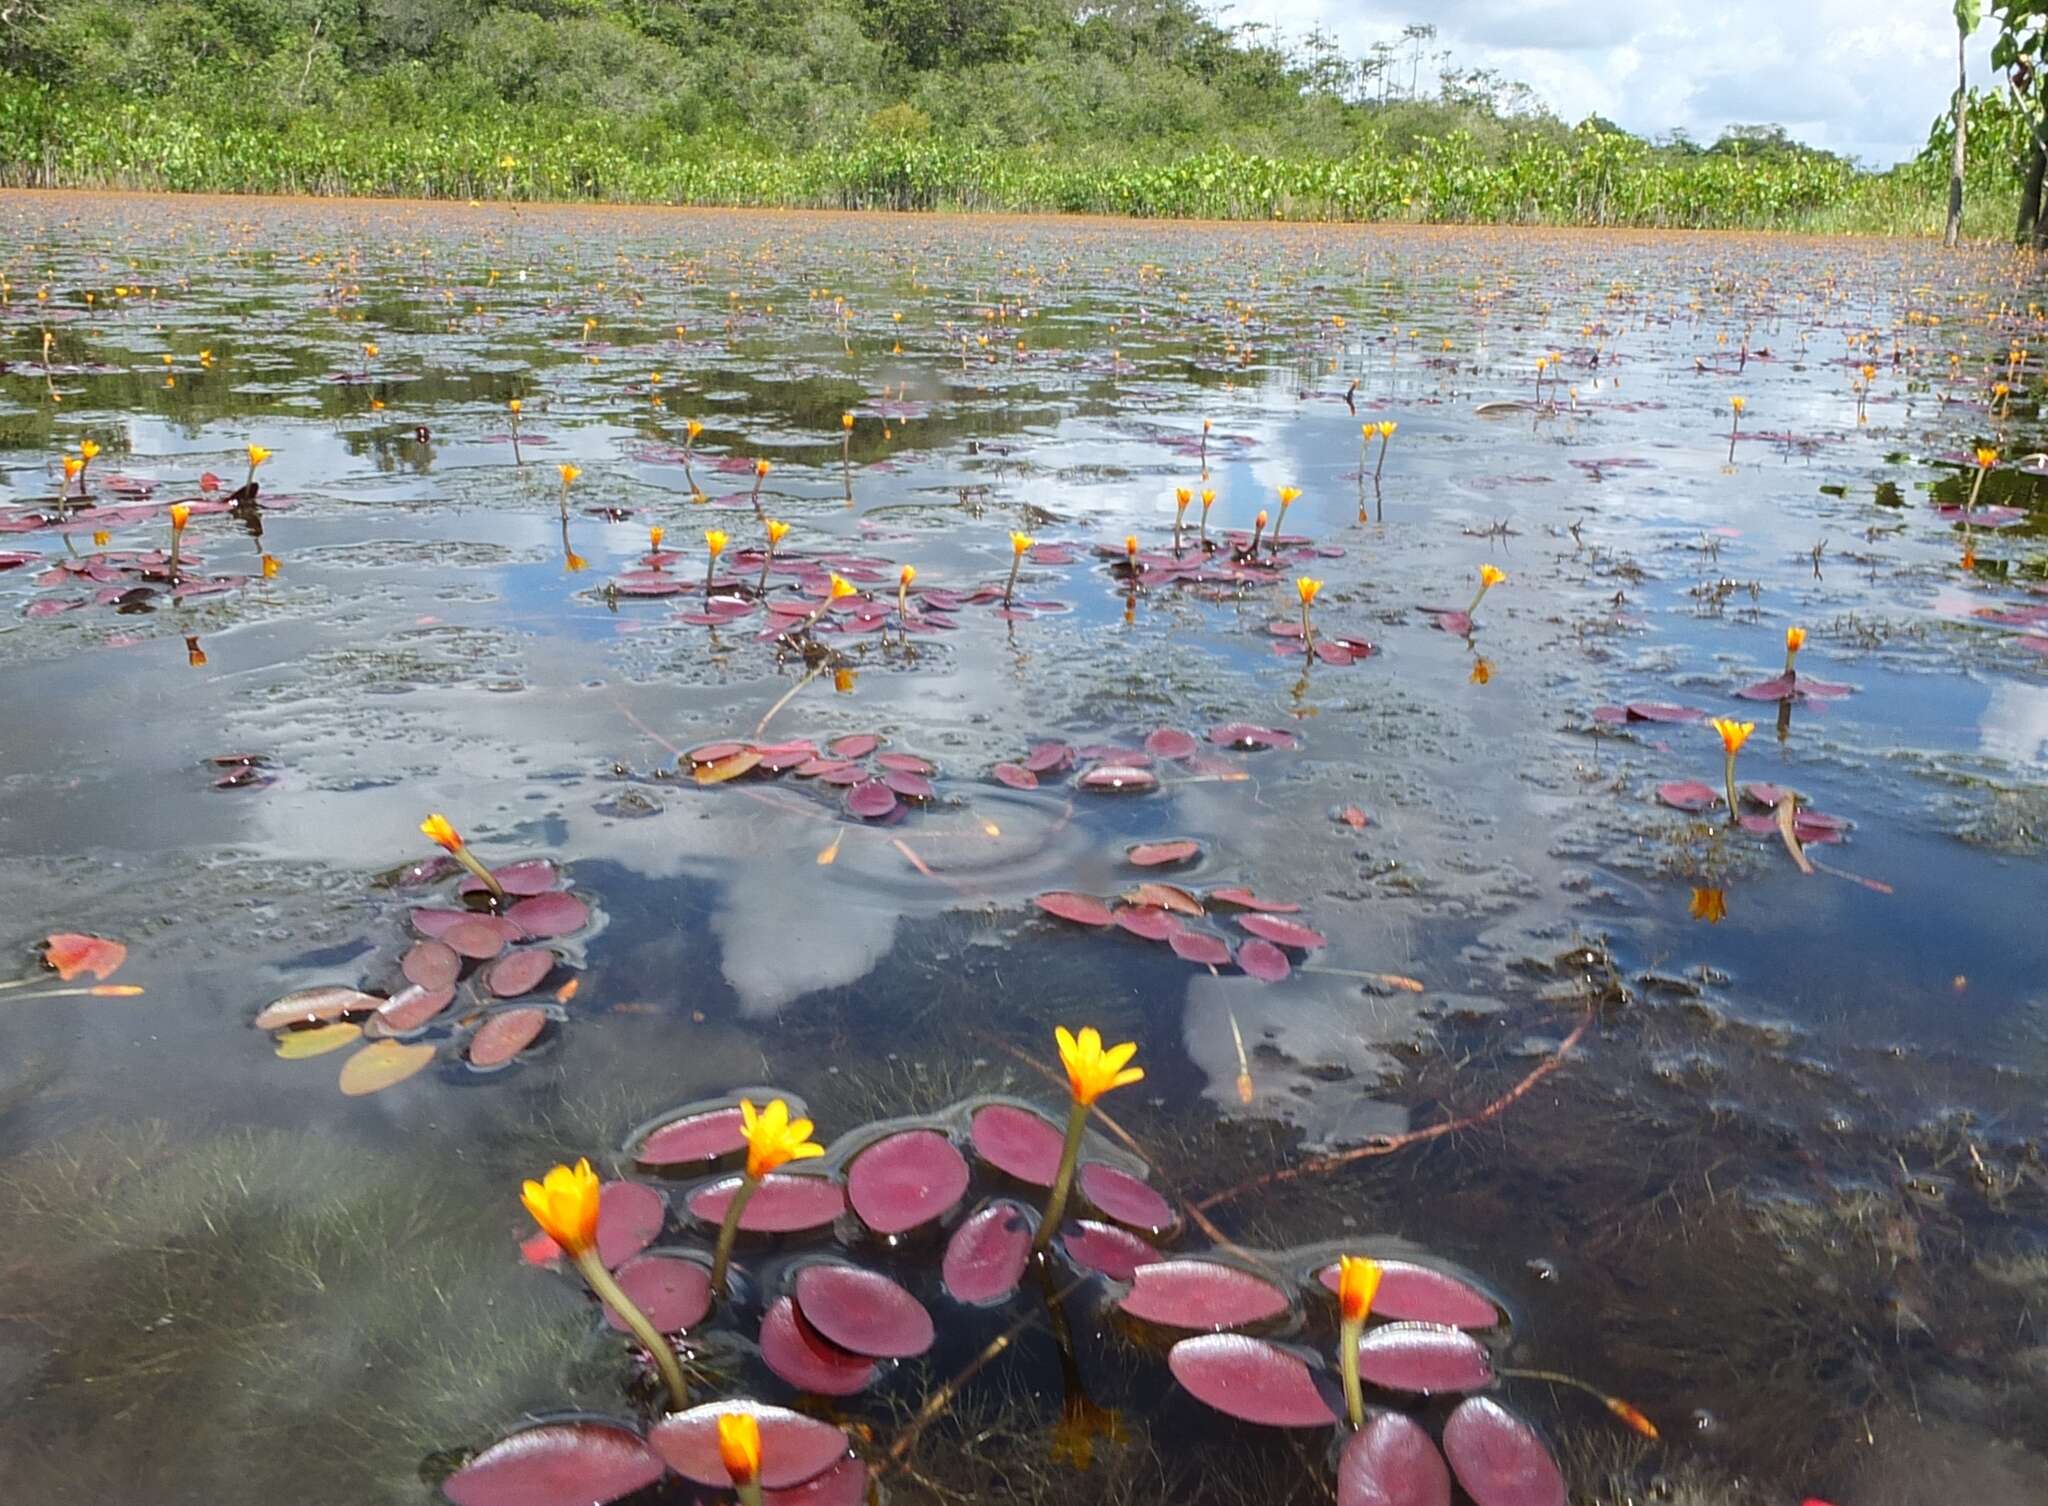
xmin=1049 ymin=1389 xmax=1126 ymax=1471
xmin=1689 ymin=887 xmax=1728 ymax=924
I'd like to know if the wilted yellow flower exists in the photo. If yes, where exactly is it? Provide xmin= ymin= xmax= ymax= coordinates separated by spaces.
xmin=563 ymin=551 xmax=586 ymax=573
xmin=1124 ymin=535 xmax=1138 ymax=557
xmin=420 ymin=813 xmax=464 ymax=851
xmin=1055 ymin=1025 xmax=1143 ymax=1106
xmin=1254 ymin=509 xmax=1269 ymax=528
xmin=738 ymin=1097 xmax=824 ymax=1180
xmin=1470 ymin=657 xmax=1493 ymax=684
xmin=899 ymin=563 xmax=916 ymax=586
xmin=520 ymin=1159 xmax=601 ymax=1257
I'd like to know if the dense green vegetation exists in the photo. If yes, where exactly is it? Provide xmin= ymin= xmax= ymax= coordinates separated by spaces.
xmin=0 ymin=0 xmax=2001 ymax=231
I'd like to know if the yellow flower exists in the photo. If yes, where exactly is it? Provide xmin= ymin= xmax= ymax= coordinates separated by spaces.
xmin=766 ymin=520 xmax=791 ymax=546
xmin=520 ymin=1158 xmax=601 ymax=1258
xmin=508 ymin=398 xmax=522 ymax=414
xmin=899 ymin=563 xmax=916 ymax=586
xmin=169 ymin=503 xmax=191 ymax=530
xmin=1200 ymin=488 xmax=1215 ymax=508
xmin=1711 ymin=718 xmax=1754 ymax=755
xmin=558 ymin=463 xmax=580 ymax=486
xmin=705 ymin=529 xmax=727 ymax=558
xmin=1296 ymin=576 xmax=1322 ymax=606
xmin=1479 ymin=564 xmax=1506 ymax=588
xmin=1337 ymin=1254 xmax=1382 ymax=1324
xmin=62 ymin=456 xmax=82 ymax=479
xmin=1277 ymin=486 xmax=1301 ymax=505
xmin=717 ymin=1412 xmax=762 ymax=1486
xmin=1124 ymin=535 xmax=1138 ymax=557
xmin=833 ymin=667 xmax=856 ymax=693
xmin=1010 ymin=531 xmax=1035 ymax=556
xmin=828 ymin=574 xmax=858 ymax=600
xmin=1469 ymin=657 xmax=1493 ymax=684
xmin=1175 ymin=487 xmax=1191 ymax=513
xmin=564 ymin=551 xmax=587 ymax=573
xmin=645 ymin=526 xmax=663 ymax=552
xmin=1730 ymin=396 xmax=1747 ymax=414
xmin=687 ymin=419 xmax=704 ymax=441
xmin=1055 ymin=1025 xmax=1143 ymax=1106
xmin=754 ymin=459 xmax=771 ymax=478
xmin=247 ymin=444 xmax=270 ymax=468
xmin=841 ymin=412 xmax=855 ymax=431
xmin=1379 ymin=421 xmax=1398 ymax=438
xmin=92 ymin=530 xmax=110 ymax=547
xmin=80 ymin=439 xmax=101 ymax=461
xmin=1786 ymin=626 xmax=1807 ymax=653
xmin=419 ymin=813 xmax=464 ymax=852
xmin=1976 ymin=446 xmax=1997 ymax=469
xmin=738 ymin=1097 xmax=824 ymax=1180
xmin=1689 ymin=887 xmax=1728 ymax=924
xmin=1254 ymin=509 xmax=1269 ymax=528
xmin=362 ymin=343 xmax=378 ymax=359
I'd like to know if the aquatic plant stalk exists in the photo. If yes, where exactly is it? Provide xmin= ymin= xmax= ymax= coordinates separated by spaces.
xmin=1711 ymin=719 xmax=1754 ymax=827
xmin=1032 ymin=1026 xmax=1144 ymax=1255
xmin=1465 ymin=563 xmax=1505 ymax=618
xmin=1003 ymin=532 xmax=1033 ymax=606
xmin=708 ymin=1176 xmax=759 ymax=1297
xmin=1374 ymin=421 xmax=1396 ymax=482
xmin=575 ymin=1245 xmax=690 ymax=1411
xmin=420 ymin=813 xmax=506 ymax=903
xmin=1030 ymin=1098 xmax=1090 ymax=1256
xmin=1335 ymin=1255 xmax=1380 ymax=1430
xmin=714 ymin=1097 xmax=823 ymax=1296
xmin=1198 ymin=489 xmax=1214 ymax=548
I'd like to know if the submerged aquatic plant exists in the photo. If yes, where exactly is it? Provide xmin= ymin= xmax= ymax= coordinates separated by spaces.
xmin=1710 ymin=718 xmax=1754 ymax=825
xmin=709 ymin=1098 xmax=824 ymax=1296
xmin=1335 ymin=1254 xmax=1382 ymax=1429
xmin=522 ymin=1159 xmax=691 ymax=1410
xmin=1031 ymin=1026 xmax=1143 ymax=1255
xmin=419 ymin=813 xmax=507 ymax=904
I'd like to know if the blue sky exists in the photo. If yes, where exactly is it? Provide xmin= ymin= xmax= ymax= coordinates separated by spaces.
xmin=1223 ymin=1 xmax=1998 ymax=167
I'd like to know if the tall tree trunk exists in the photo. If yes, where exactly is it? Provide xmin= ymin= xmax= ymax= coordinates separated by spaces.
xmin=1946 ymin=28 xmax=1967 ymax=247
xmin=2018 ymin=138 xmax=2045 ymax=246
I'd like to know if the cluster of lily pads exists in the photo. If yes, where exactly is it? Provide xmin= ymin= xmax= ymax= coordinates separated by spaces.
xmin=443 ymin=1036 xmax=1575 ymax=1506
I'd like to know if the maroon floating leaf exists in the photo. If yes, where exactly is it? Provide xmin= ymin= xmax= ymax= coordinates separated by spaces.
xmin=1118 ymin=1259 xmax=1290 ymax=1331
xmin=1741 ymin=781 xmax=1789 ymax=806
xmin=402 ymin=940 xmax=460 ymax=991
xmin=992 ymin=762 xmax=1039 ymax=789
xmin=595 ymin=1180 xmax=666 ymax=1268
xmin=1430 ymin=610 xmax=1474 ymax=635
xmin=1338 ymin=1413 xmax=1453 ymax=1506
xmin=830 ymin=733 xmax=880 ymax=759
xmin=509 ymin=891 xmax=591 ymax=939
xmin=1170 ymin=929 xmax=1232 ymax=966
xmin=1654 ymin=780 xmax=1722 ymax=813
xmin=969 ymin=1103 xmax=1066 ymax=1186
xmin=793 ymin=1264 xmax=934 ymax=1358
xmin=1356 ymin=1322 xmax=1496 ymax=1394
xmin=635 ymin=1105 xmax=749 ymax=1168
xmin=766 ymin=1458 xmax=868 ymax=1506
xmin=442 ymin=917 xmax=510 ymax=961
xmin=882 ymin=770 xmax=934 ymax=799
xmin=1114 ymin=906 xmax=1180 ymax=942
xmin=603 ymin=1252 xmax=712 ymax=1335
xmin=756 ymin=742 xmax=820 ymax=772
xmin=846 ymin=779 xmax=898 ymax=819
xmin=1128 ymin=839 xmax=1200 ymax=867
xmin=1236 ymin=937 xmax=1291 ymax=982
xmin=1079 ymin=763 xmax=1159 ymax=793
xmin=847 ymin=1129 xmax=970 ymax=1235
xmin=1168 ymin=1334 xmax=1338 ymax=1428
xmin=759 ymin=1295 xmax=878 ymax=1395
xmin=688 ymin=741 xmax=750 ymax=763
xmin=441 ymin=1420 xmax=665 ymax=1506
xmin=486 ymin=948 xmax=555 ymax=998
xmin=1315 ymin=1260 xmax=1500 ymax=1330
xmin=1440 ymin=1398 xmax=1566 ymax=1506
xmin=468 ymin=1006 xmax=547 ymax=1068
xmin=1079 ymin=1163 xmax=1176 ymax=1235
xmin=1738 ymin=808 xmax=1849 ymax=843
xmin=411 ymin=907 xmax=516 ymax=941
xmin=875 ymin=752 xmax=934 ymax=775
xmin=650 ymin=1402 xmax=850 ymax=1491
xmin=1021 ymin=741 xmax=1074 ymax=773
xmin=1206 ymin=722 xmax=1298 ymax=750
xmin=459 ymin=859 xmax=559 ymax=896
xmin=1733 ymin=673 xmax=1797 ymax=701
xmin=1624 ymin=703 xmax=1706 ymax=724
xmin=942 ymin=1201 xmax=1034 ymax=1304
xmin=1033 ymin=890 xmax=1113 ymax=927
xmin=365 ymin=983 xmax=454 ymax=1037
xmin=1062 ymin=1220 xmax=1163 ymax=1281
xmin=1205 ymin=887 xmax=1302 ymax=913
xmin=1144 ymin=728 xmax=1199 ymax=759
xmin=687 ymin=1172 xmax=846 ymax=1233
xmin=1238 ymin=914 xmax=1327 ymax=949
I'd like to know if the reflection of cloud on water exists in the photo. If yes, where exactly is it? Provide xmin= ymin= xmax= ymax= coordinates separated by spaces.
xmin=1978 ymin=681 xmax=2048 ymax=766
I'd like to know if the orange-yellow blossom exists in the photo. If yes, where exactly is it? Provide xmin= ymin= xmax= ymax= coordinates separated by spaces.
xmin=1056 ymin=1025 xmax=1143 ymax=1106
xmin=520 ymin=1158 xmax=601 ymax=1258
xmin=1711 ymin=718 xmax=1754 ymax=755
xmin=738 ymin=1098 xmax=824 ymax=1180
xmin=717 ymin=1412 xmax=763 ymax=1486
xmin=1337 ymin=1254 xmax=1382 ymax=1324
xmin=419 ymin=813 xmax=464 ymax=852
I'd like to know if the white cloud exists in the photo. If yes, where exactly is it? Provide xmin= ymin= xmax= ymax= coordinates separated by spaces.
xmin=1219 ymin=0 xmax=1998 ymax=167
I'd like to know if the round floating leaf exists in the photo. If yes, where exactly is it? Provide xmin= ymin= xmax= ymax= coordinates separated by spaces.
xmin=765 ymin=1457 xmax=868 ymax=1506
xmin=1338 ymin=1413 xmax=1452 ymax=1506
xmin=509 ymin=892 xmax=590 ymax=939
xmin=1119 ymin=1259 xmax=1290 ymax=1331
xmin=1206 ymin=887 xmax=1302 ymax=913
xmin=760 ymin=1295 xmax=878 ymax=1395
xmin=1654 ymin=780 xmax=1722 ymax=813
xmin=1315 ymin=1261 xmax=1500 ymax=1330
xmin=403 ymin=939 xmax=461 ymax=991
xmin=603 ymin=1252 xmax=712 ymax=1335
xmin=1021 ymin=741 xmax=1074 ymax=773
xmin=1236 ymin=938 xmax=1292 ymax=982
xmin=1079 ymin=1163 xmax=1176 ymax=1235
xmin=1237 ymin=914 xmax=1327 ymax=949
xmin=969 ymin=1104 xmax=1066 ymax=1186
xmin=635 ymin=1104 xmax=748 ymax=1168
xmin=594 ymin=1181 xmax=666 ymax=1269
xmin=338 ymin=1039 xmax=435 ymax=1096
xmin=254 ymin=985 xmax=380 ymax=1031
xmin=1169 ymin=929 xmax=1231 ymax=966
xmin=1079 ymin=764 xmax=1158 ymax=793
xmin=441 ymin=1419 xmax=665 ymax=1506
xmin=1356 ymin=1322 xmax=1495 ymax=1394
xmin=1440 ymin=1398 xmax=1566 ymax=1506
xmin=848 ymin=1129 xmax=970 ymax=1235
xmin=275 ymin=1021 xmax=361 ymax=1059
xmin=366 ymin=983 xmax=454 ymax=1038
xmin=412 ymin=907 xmax=516 ymax=941
xmin=468 ymin=1007 xmax=548 ymax=1068
xmin=459 ymin=860 xmax=560 ymax=897
xmin=1733 ymin=673 xmax=1797 ymax=701
xmin=942 ymin=1201 xmax=1034 ymax=1304
xmin=882 ymin=770 xmax=934 ymax=799
xmin=793 ymin=1264 xmax=934 ymax=1358
xmin=1114 ymin=906 xmax=1180 ymax=942
xmin=875 ymin=752 xmax=934 ymax=775
xmin=442 ymin=918 xmax=510 ymax=961
xmin=1033 ymin=891 xmax=1113 ymax=927
xmin=650 ymin=1401 xmax=850 ymax=1491
xmin=846 ymin=780 xmax=897 ymax=819
xmin=1624 ymin=703 xmax=1706 ymax=724
xmin=1061 ymin=1220 xmax=1163 ymax=1282
xmin=486 ymin=948 xmax=555 ymax=998
xmin=688 ymin=741 xmax=749 ymax=764
xmin=1144 ymin=727 xmax=1199 ymax=759
xmin=992 ymin=762 xmax=1039 ymax=789
xmin=1125 ymin=882 xmax=1204 ymax=916
xmin=830 ymin=733 xmax=880 ymax=759
xmin=1167 ymin=1334 xmax=1337 ymax=1428
xmin=687 ymin=1172 xmax=846 ymax=1233
xmin=1128 ymin=839 xmax=1200 ymax=867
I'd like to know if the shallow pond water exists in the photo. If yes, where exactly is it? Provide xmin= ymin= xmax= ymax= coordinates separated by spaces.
xmin=2 ymin=192 xmax=2046 ymax=1506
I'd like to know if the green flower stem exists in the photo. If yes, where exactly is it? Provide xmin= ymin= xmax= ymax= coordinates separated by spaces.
xmin=1465 ymin=581 xmax=1493 ymax=618
xmin=1271 ymin=502 xmax=1290 ymax=552
xmin=1199 ymin=504 xmax=1212 ymax=548
xmin=709 ymin=1174 xmax=760 ymax=1296
xmin=1339 ymin=1314 xmax=1365 ymax=1430
xmin=167 ymin=529 xmax=183 ymax=585
xmin=1375 ymin=433 xmax=1390 ymax=481
xmin=1030 ymin=1099 xmax=1091 ymax=1255
xmin=1723 ymin=751 xmax=1740 ymax=827
xmin=573 ymin=1248 xmax=689 ymax=1412
xmin=1002 ymin=554 xmax=1023 ymax=606
xmin=703 ymin=556 xmax=717 ymax=600
xmin=758 ymin=547 xmax=775 ymax=595
xmin=1300 ymin=602 xmax=1314 ymax=657
xmin=736 ymin=1479 xmax=764 ymax=1506
xmin=450 ymin=847 xmax=507 ymax=904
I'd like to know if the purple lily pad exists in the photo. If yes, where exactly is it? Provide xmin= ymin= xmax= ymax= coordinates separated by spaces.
xmin=468 ymin=1006 xmax=548 ymax=1068
xmin=485 ymin=948 xmax=555 ymax=998
xmin=875 ymin=752 xmax=934 ymax=775
xmin=1315 ymin=1261 xmax=1500 ymax=1330
xmin=1062 ymin=1220 xmax=1163 ymax=1281
xmin=1168 ymin=1334 xmax=1338 ymax=1427
xmin=411 ymin=907 xmax=517 ymax=941
xmin=687 ymin=1172 xmax=846 ymax=1233
xmin=634 ymin=1105 xmax=748 ymax=1168
xmin=759 ymin=1295 xmax=878 ymax=1395
xmin=442 ymin=917 xmax=510 ymax=961
xmin=402 ymin=939 xmax=460 ymax=991
xmin=1033 ymin=891 xmax=1113 ymax=927
xmin=1206 ymin=722 xmax=1298 ymax=750
xmin=1170 ymin=929 xmax=1232 ymax=966
xmin=1114 ymin=906 xmax=1181 ymax=942
xmin=1655 ymin=780 xmax=1722 ymax=812
xmin=830 ymin=733 xmax=880 ymax=758
xmin=603 ymin=1252 xmax=712 ymax=1335
xmin=942 ymin=1201 xmax=1035 ymax=1304
xmin=766 ymin=1458 xmax=867 ymax=1506
xmin=441 ymin=1420 xmax=665 ymax=1506
xmin=1440 ymin=1398 xmax=1566 ymax=1506
xmin=1738 ymin=808 xmax=1850 ymax=844
xmin=793 ymin=1264 xmax=934 ymax=1358
xmin=882 ymin=769 xmax=934 ymax=799
xmin=1237 ymin=914 xmax=1327 ymax=949
xmin=1206 ymin=887 xmax=1302 ymax=913
xmin=1079 ymin=764 xmax=1159 ymax=793
xmin=1625 ymin=703 xmax=1706 ymax=724
xmin=595 ymin=1181 xmax=666 ymax=1269
xmin=1356 ymin=1322 xmax=1496 ymax=1393
xmin=847 ymin=1129 xmax=970 ymax=1235
xmin=1079 ymin=1163 xmax=1176 ymax=1235
xmin=459 ymin=859 xmax=559 ymax=896
xmin=508 ymin=891 xmax=590 ymax=939
xmin=1339 ymin=1413 xmax=1453 ymax=1506
xmin=1430 ymin=610 xmax=1474 ymax=635
xmin=992 ymin=762 xmax=1039 ymax=789
xmin=1236 ymin=937 xmax=1292 ymax=982
xmin=365 ymin=983 xmax=454 ymax=1037
xmin=969 ymin=1103 xmax=1067 ymax=1185
xmin=650 ymin=1402 xmax=850 ymax=1490
xmin=1144 ymin=727 xmax=1199 ymax=759
xmin=846 ymin=779 xmax=898 ymax=819
xmin=1021 ymin=741 xmax=1075 ymax=773
xmin=1118 ymin=1259 xmax=1291 ymax=1331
